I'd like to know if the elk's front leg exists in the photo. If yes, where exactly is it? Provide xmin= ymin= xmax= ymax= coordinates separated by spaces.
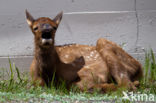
xmin=76 ymin=59 xmax=109 ymax=91
xmin=30 ymin=60 xmax=46 ymax=87
xmin=32 ymin=76 xmax=46 ymax=87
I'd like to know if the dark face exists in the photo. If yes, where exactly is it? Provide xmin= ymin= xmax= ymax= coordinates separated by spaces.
xmin=26 ymin=10 xmax=63 ymax=48
xmin=32 ymin=18 xmax=57 ymax=47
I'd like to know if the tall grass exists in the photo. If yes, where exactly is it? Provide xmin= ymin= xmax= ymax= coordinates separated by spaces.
xmin=137 ymin=49 xmax=156 ymax=95
xmin=143 ymin=49 xmax=156 ymax=84
xmin=0 ymin=59 xmax=29 ymax=93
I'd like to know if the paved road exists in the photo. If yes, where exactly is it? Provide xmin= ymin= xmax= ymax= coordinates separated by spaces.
xmin=0 ymin=0 xmax=156 ymax=72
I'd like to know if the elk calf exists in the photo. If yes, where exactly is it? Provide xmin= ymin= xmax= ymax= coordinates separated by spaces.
xmin=26 ymin=10 xmax=85 ymax=87
xmin=26 ymin=10 xmax=143 ymax=92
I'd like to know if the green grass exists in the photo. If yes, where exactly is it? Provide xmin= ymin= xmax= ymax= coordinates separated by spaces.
xmin=0 ymin=50 xmax=156 ymax=103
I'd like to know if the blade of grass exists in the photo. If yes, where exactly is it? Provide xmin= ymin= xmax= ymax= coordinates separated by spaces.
xmin=15 ymin=66 xmax=22 ymax=83
xmin=144 ymin=51 xmax=150 ymax=84
xmin=150 ymin=49 xmax=156 ymax=80
xmin=51 ymin=69 xmax=56 ymax=87
xmin=8 ymin=58 xmax=14 ymax=86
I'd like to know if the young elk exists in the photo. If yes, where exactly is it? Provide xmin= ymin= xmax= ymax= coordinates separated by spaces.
xmin=26 ymin=10 xmax=85 ymax=87
xmin=26 ymin=10 xmax=143 ymax=92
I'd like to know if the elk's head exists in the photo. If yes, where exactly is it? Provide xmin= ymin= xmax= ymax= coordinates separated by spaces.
xmin=26 ymin=10 xmax=63 ymax=48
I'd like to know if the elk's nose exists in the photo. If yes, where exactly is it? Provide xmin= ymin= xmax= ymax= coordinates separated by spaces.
xmin=42 ymin=32 xmax=51 ymax=39
xmin=42 ymin=24 xmax=52 ymax=32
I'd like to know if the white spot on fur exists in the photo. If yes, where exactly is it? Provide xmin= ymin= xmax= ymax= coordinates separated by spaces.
xmin=65 ymin=55 xmax=69 ymax=58
xmin=84 ymin=66 xmax=90 ymax=68
xmin=120 ymin=73 xmax=124 ymax=78
xmin=94 ymin=54 xmax=99 ymax=60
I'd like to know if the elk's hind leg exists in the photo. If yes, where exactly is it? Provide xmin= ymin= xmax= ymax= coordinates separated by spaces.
xmin=93 ymin=83 xmax=117 ymax=92
xmin=96 ymin=38 xmax=140 ymax=90
xmin=93 ymin=80 xmax=140 ymax=93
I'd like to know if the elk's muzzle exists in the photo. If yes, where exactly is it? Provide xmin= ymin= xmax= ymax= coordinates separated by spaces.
xmin=41 ymin=24 xmax=53 ymax=45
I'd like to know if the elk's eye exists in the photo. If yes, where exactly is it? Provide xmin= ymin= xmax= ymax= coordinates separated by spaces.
xmin=33 ymin=27 xmax=38 ymax=31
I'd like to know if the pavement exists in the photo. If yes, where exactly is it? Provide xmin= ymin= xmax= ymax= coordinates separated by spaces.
xmin=0 ymin=0 xmax=156 ymax=73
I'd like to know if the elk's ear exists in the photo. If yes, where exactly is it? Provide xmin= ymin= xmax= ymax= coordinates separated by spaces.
xmin=25 ymin=10 xmax=34 ymax=27
xmin=53 ymin=11 xmax=63 ymax=25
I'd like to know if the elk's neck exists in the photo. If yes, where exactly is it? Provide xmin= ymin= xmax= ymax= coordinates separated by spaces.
xmin=34 ymin=44 xmax=60 ymax=71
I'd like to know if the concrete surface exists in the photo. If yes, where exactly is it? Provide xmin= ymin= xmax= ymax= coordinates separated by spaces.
xmin=0 ymin=0 xmax=156 ymax=72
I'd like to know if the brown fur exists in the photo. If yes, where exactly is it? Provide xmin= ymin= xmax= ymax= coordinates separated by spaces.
xmin=26 ymin=10 xmax=143 ymax=92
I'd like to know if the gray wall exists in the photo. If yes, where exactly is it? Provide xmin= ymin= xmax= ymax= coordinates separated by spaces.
xmin=0 ymin=0 xmax=156 ymax=72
